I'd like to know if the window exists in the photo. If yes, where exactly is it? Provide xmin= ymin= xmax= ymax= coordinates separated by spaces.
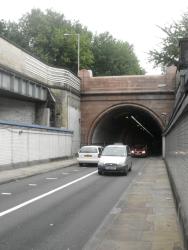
xmin=80 ymin=146 xmax=98 ymax=153
xmin=102 ymin=146 xmax=127 ymax=156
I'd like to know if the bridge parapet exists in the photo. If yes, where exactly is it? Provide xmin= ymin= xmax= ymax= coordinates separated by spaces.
xmin=79 ymin=66 xmax=176 ymax=94
xmin=0 ymin=37 xmax=80 ymax=93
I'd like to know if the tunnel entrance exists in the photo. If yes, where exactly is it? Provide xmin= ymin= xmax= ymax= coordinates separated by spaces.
xmin=91 ymin=105 xmax=163 ymax=156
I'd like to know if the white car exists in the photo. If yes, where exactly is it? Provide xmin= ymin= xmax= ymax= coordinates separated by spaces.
xmin=77 ymin=145 xmax=103 ymax=166
xmin=98 ymin=145 xmax=132 ymax=175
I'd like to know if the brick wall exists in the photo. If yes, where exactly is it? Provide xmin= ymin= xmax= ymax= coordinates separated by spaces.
xmin=80 ymin=67 xmax=176 ymax=145
xmin=79 ymin=66 xmax=176 ymax=93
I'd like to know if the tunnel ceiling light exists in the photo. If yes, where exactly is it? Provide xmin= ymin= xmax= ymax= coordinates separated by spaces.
xmin=115 ymin=113 xmax=129 ymax=118
xmin=131 ymin=115 xmax=154 ymax=138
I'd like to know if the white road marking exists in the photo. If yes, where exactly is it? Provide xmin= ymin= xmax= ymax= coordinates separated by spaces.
xmin=73 ymin=169 xmax=79 ymax=172
xmin=46 ymin=177 xmax=58 ymax=180
xmin=62 ymin=172 xmax=70 ymax=175
xmin=110 ymin=207 xmax=122 ymax=215
xmin=1 ymin=193 xmax=12 ymax=195
xmin=28 ymin=184 xmax=37 ymax=186
xmin=0 ymin=170 xmax=97 ymax=217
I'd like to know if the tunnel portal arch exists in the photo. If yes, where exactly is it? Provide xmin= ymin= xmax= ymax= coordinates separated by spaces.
xmin=88 ymin=103 xmax=164 ymax=156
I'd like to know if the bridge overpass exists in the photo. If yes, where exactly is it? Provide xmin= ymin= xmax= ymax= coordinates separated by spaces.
xmin=0 ymin=36 xmax=80 ymax=167
xmin=79 ymin=67 xmax=176 ymax=155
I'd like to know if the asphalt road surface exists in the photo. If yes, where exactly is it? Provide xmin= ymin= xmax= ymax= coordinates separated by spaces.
xmin=0 ymin=159 xmax=144 ymax=250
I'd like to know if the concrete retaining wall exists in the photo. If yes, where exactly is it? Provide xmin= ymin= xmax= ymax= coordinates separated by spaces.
xmin=165 ymin=114 xmax=188 ymax=248
xmin=164 ymin=68 xmax=188 ymax=249
xmin=0 ymin=97 xmax=36 ymax=124
xmin=0 ymin=122 xmax=73 ymax=168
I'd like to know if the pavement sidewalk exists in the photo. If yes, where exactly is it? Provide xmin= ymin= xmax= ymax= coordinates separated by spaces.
xmin=0 ymin=158 xmax=184 ymax=249
xmin=0 ymin=158 xmax=78 ymax=185
xmin=84 ymin=158 xmax=184 ymax=250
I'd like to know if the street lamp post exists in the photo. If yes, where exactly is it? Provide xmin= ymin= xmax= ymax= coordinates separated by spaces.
xmin=64 ymin=33 xmax=80 ymax=75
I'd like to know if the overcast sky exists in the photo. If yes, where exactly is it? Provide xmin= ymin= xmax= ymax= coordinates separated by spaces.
xmin=1 ymin=0 xmax=188 ymax=74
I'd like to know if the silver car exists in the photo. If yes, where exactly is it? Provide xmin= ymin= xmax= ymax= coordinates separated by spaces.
xmin=98 ymin=145 xmax=132 ymax=175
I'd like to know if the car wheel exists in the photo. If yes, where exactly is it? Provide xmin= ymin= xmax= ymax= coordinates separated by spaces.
xmin=129 ymin=162 xmax=132 ymax=171
xmin=98 ymin=169 xmax=103 ymax=175
xmin=79 ymin=163 xmax=83 ymax=167
xmin=124 ymin=166 xmax=128 ymax=176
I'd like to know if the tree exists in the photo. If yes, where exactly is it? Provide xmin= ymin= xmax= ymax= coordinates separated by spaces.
xmin=19 ymin=9 xmax=94 ymax=73
xmin=0 ymin=9 xmax=94 ymax=74
xmin=149 ymin=12 xmax=188 ymax=69
xmin=92 ymin=32 xmax=145 ymax=76
xmin=0 ymin=9 xmax=145 ymax=76
xmin=0 ymin=20 xmax=6 ymax=35
xmin=0 ymin=19 xmax=24 ymax=46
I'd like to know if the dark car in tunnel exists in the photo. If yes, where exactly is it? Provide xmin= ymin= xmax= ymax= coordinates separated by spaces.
xmin=131 ymin=144 xmax=148 ymax=157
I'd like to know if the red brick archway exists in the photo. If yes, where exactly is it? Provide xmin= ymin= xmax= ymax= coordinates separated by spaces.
xmin=79 ymin=67 xmax=176 ymax=148
xmin=87 ymin=103 xmax=164 ymax=145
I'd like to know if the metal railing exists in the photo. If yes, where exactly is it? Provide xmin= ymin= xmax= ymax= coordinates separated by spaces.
xmin=25 ymin=55 xmax=80 ymax=91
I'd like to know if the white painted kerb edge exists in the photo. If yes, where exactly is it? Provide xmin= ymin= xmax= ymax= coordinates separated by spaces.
xmin=0 ymin=170 xmax=97 ymax=217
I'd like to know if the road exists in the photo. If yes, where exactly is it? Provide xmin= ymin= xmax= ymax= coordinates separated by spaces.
xmin=0 ymin=159 xmax=143 ymax=250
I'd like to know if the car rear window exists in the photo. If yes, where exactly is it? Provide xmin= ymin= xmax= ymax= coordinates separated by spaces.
xmin=80 ymin=147 xmax=98 ymax=153
xmin=102 ymin=147 xmax=127 ymax=156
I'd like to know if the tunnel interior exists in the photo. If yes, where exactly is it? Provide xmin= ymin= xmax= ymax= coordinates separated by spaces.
xmin=91 ymin=105 xmax=162 ymax=156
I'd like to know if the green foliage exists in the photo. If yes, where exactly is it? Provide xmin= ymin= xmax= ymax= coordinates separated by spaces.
xmin=0 ymin=19 xmax=23 ymax=46
xmin=0 ymin=9 xmax=144 ymax=76
xmin=0 ymin=20 xmax=6 ymax=35
xmin=92 ymin=32 xmax=144 ymax=76
xmin=149 ymin=12 xmax=188 ymax=68
xmin=20 ymin=9 xmax=94 ymax=72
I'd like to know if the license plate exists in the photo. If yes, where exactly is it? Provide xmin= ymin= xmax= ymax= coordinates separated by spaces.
xmin=84 ymin=155 xmax=92 ymax=157
xmin=105 ymin=166 xmax=116 ymax=170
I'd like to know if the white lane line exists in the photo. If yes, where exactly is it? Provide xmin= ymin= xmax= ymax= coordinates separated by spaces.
xmin=0 ymin=170 xmax=97 ymax=217
xmin=62 ymin=172 xmax=70 ymax=175
xmin=46 ymin=177 xmax=58 ymax=180
xmin=1 ymin=193 xmax=12 ymax=195
xmin=28 ymin=184 xmax=37 ymax=187
xmin=73 ymin=169 xmax=79 ymax=172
